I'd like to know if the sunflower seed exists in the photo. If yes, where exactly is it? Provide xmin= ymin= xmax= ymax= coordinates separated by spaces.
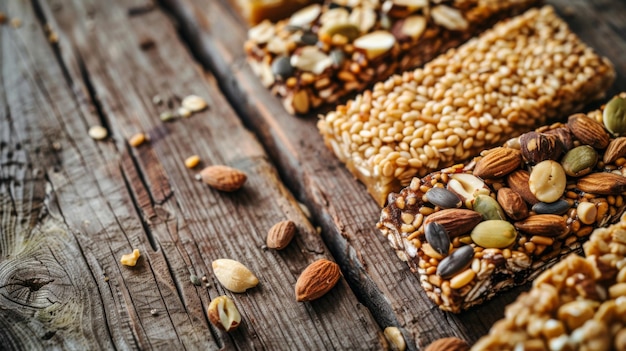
xmin=437 ymin=245 xmax=474 ymax=279
xmin=425 ymin=222 xmax=450 ymax=256
xmin=532 ymin=199 xmax=570 ymax=215
xmin=425 ymin=187 xmax=461 ymax=209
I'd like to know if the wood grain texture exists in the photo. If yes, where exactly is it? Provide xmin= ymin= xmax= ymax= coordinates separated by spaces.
xmin=0 ymin=0 xmax=383 ymax=349
xmin=161 ymin=0 xmax=626 ymax=349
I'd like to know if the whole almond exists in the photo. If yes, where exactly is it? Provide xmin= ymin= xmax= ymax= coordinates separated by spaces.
xmin=266 ymin=220 xmax=297 ymax=250
xmin=295 ymin=259 xmax=341 ymax=302
xmin=514 ymin=214 xmax=567 ymax=237
xmin=497 ymin=187 xmax=529 ymax=221
xmin=567 ymin=113 xmax=610 ymax=149
xmin=200 ymin=165 xmax=247 ymax=192
xmin=576 ymin=173 xmax=626 ymax=195
xmin=424 ymin=209 xmax=482 ymax=238
xmin=603 ymin=137 xmax=626 ymax=164
xmin=506 ymin=169 xmax=539 ymax=205
xmin=424 ymin=337 xmax=469 ymax=351
xmin=473 ymin=147 xmax=522 ymax=179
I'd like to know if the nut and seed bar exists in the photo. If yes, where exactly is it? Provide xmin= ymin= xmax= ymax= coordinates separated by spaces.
xmin=472 ymin=213 xmax=626 ymax=350
xmin=318 ymin=5 xmax=615 ymax=206
xmin=245 ymin=0 xmax=542 ymax=115
xmin=233 ymin=0 xmax=322 ymax=25
xmin=377 ymin=93 xmax=626 ymax=313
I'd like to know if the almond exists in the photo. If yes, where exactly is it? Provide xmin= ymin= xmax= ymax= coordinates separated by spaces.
xmin=473 ymin=147 xmax=522 ymax=179
xmin=423 ymin=209 xmax=482 ymax=238
xmin=567 ymin=113 xmax=610 ymax=149
xmin=424 ymin=337 xmax=470 ymax=351
xmin=603 ymin=137 xmax=626 ymax=164
xmin=506 ymin=169 xmax=539 ymax=205
xmin=266 ymin=220 xmax=297 ymax=250
xmin=514 ymin=214 xmax=567 ymax=237
xmin=497 ymin=187 xmax=529 ymax=221
xmin=295 ymin=259 xmax=341 ymax=302
xmin=200 ymin=165 xmax=247 ymax=192
xmin=576 ymin=172 xmax=626 ymax=195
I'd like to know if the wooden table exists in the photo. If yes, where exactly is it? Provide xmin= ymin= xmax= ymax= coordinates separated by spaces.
xmin=1 ymin=0 xmax=624 ymax=349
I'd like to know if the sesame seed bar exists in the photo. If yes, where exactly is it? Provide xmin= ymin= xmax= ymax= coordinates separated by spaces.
xmin=472 ymin=213 xmax=626 ymax=350
xmin=318 ymin=5 xmax=615 ymax=207
xmin=234 ymin=0 xmax=322 ymax=25
xmin=377 ymin=93 xmax=626 ymax=313
xmin=245 ymin=0 xmax=542 ymax=115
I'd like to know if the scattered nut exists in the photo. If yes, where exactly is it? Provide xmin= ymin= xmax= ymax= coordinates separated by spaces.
xmin=295 ymin=259 xmax=341 ymax=302
xmin=208 ymin=295 xmax=241 ymax=332
xmin=129 ymin=133 xmax=147 ymax=147
xmin=88 ymin=125 xmax=108 ymax=140
xmin=120 ymin=249 xmax=141 ymax=267
xmin=212 ymin=258 xmax=259 ymax=293
xmin=424 ymin=337 xmax=469 ymax=351
xmin=159 ymin=111 xmax=176 ymax=122
xmin=383 ymin=326 xmax=406 ymax=351
xmin=181 ymin=95 xmax=208 ymax=112
xmin=200 ymin=165 xmax=247 ymax=192
xmin=184 ymin=155 xmax=200 ymax=169
xmin=266 ymin=220 xmax=297 ymax=250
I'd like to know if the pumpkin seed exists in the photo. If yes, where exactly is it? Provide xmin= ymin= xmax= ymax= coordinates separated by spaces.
xmin=425 ymin=222 xmax=450 ymax=256
xmin=561 ymin=145 xmax=598 ymax=177
xmin=470 ymin=220 xmax=517 ymax=249
xmin=425 ymin=187 xmax=461 ymax=209
xmin=603 ymin=96 xmax=626 ymax=136
xmin=437 ymin=245 xmax=474 ymax=279
xmin=271 ymin=55 xmax=294 ymax=80
xmin=532 ymin=199 xmax=570 ymax=215
xmin=473 ymin=194 xmax=506 ymax=220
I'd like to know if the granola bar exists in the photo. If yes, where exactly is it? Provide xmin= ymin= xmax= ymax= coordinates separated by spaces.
xmin=233 ymin=0 xmax=322 ymax=25
xmin=318 ymin=5 xmax=615 ymax=206
xmin=245 ymin=0 xmax=542 ymax=115
xmin=377 ymin=93 xmax=626 ymax=313
xmin=472 ymin=212 xmax=626 ymax=350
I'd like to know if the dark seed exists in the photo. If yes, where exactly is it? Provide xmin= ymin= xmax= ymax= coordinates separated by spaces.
xmin=299 ymin=31 xmax=318 ymax=45
xmin=425 ymin=222 xmax=450 ymax=256
xmin=271 ymin=56 xmax=294 ymax=80
xmin=437 ymin=245 xmax=474 ymax=279
xmin=426 ymin=187 xmax=461 ymax=209
xmin=532 ymin=199 xmax=570 ymax=215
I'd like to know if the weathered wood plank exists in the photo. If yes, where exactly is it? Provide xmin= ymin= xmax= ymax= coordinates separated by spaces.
xmin=161 ymin=0 xmax=626 ymax=348
xmin=1 ymin=0 xmax=383 ymax=349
